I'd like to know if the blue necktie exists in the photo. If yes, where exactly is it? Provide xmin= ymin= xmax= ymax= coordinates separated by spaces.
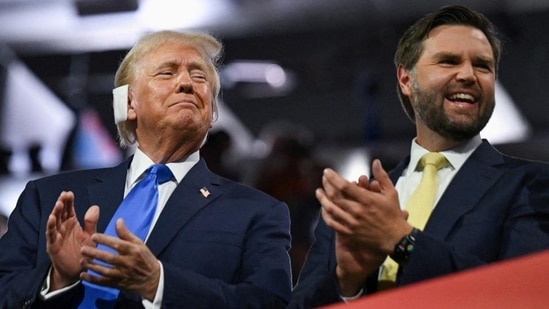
xmin=79 ymin=164 xmax=173 ymax=309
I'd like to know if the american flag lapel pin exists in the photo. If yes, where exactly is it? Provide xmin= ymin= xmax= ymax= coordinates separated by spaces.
xmin=200 ymin=187 xmax=210 ymax=198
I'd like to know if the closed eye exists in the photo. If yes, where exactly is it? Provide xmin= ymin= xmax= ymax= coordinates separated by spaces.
xmin=438 ymin=58 xmax=459 ymax=67
xmin=473 ymin=61 xmax=494 ymax=73
xmin=190 ymin=71 xmax=208 ymax=82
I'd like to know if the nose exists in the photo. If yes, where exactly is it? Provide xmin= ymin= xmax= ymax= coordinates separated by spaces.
xmin=455 ymin=62 xmax=476 ymax=84
xmin=177 ymin=75 xmax=193 ymax=93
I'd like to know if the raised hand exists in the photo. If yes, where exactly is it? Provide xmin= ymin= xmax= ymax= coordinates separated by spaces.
xmin=46 ymin=191 xmax=99 ymax=290
xmin=316 ymin=159 xmax=412 ymax=295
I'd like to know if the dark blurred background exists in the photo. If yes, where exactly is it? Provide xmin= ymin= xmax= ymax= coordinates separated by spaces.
xmin=1 ymin=0 xmax=549 ymax=282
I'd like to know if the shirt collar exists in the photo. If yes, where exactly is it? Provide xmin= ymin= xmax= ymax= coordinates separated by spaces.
xmin=406 ymin=135 xmax=482 ymax=175
xmin=127 ymin=148 xmax=200 ymax=187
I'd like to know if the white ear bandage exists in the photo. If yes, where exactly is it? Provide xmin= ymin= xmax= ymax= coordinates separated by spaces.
xmin=112 ymin=85 xmax=129 ymax=124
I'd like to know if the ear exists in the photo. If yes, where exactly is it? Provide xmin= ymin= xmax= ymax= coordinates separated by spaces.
xmin=127 ymin=90 xmax=137 ymax=121
xmin=397 ymin=65 xmax=413 ymax=97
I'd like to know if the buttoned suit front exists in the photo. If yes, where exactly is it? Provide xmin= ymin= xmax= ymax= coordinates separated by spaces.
xmin=289 ymin=140 xmax=549 ymax=308
xmin=0 ymin=158 xmax=292 ymax=309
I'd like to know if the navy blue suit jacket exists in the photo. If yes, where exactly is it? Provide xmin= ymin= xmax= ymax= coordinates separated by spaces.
xmin=289 ymin=140 xmax=549 ymax=308
xmin=0 ymin=158 xmax=292 ymax=308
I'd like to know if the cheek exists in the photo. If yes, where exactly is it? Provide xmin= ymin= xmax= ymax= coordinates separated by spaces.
xmin=479 ymin=78 xmax=495 ymax=95
xmin=202 ymin=105 xmax=214 ymax=126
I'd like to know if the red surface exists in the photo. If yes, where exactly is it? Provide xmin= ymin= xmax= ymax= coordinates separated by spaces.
xmin=323 ymin=251 xmax=549 ymax=309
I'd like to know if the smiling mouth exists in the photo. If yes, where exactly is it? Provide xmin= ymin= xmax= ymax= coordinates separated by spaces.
xmin=447 ymin=93 xmax=475 ymax=103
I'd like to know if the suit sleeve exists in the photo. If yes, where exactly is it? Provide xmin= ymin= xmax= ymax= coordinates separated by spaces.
xmin=159 ymin=201 xmax=292 ymax=309
xmin=288 ymin=218 xmax=351 ymax=308
xmin=0 ymin=181 xmax=82 ymax=309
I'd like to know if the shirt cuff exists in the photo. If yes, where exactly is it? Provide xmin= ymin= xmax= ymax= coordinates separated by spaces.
xmin=40 ymin=267 xmax=80 ymax=300
xmin=142 ymin=260 xmax=164 ymax=309
xmin=340 ymin=287 xmax=364 ymax=302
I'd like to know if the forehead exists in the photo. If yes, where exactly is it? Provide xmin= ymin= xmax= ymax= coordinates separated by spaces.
xmin=420 ymin=25 xmax=494 ymax=59
xmin=140 ymin=41 xmax=209 ymax=68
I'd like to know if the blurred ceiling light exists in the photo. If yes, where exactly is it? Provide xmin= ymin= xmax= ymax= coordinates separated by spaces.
xmin=138 ymin=0 xmax=233 ymax=31
xmin=221 ymin=60 xmax=296 ymax=97
xmin=222 ymin=61 xmax=284 ymax=86
xmin=0 ymin=0 xmax=235 ymax=53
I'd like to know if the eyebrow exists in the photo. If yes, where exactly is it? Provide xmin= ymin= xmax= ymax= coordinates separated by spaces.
xmin=154 ymin=56 xmax=209 ymax=70
xmin=431 ymin=52 xmax=494 ymax=65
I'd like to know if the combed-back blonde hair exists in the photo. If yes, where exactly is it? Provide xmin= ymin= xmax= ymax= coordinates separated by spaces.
xmin=114 ymin=30 xmax=223 ymax=147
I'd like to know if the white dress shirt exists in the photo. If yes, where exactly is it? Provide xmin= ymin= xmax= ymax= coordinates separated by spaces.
xmin=395 ymin=135 xmax=482 ymax=211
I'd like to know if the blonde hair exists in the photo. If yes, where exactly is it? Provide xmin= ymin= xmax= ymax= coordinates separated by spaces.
xmin=114 ymin=30 xmax=223 ymax=147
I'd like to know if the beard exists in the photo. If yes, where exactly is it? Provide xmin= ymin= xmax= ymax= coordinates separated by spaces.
xmin=410 ymin=78 xmax=494 ymax=142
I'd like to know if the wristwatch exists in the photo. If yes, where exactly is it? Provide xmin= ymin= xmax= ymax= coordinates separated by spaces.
xmin=390 ymin=228 xmax=420 ymax=265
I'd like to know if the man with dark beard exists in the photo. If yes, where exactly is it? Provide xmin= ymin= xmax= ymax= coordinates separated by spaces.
xmin=289 ymin=5 xmax=549 ymax=308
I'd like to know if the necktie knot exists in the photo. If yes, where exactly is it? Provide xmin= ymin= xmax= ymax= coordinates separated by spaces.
xmin=149 ymin=164 xmax=173 ymax=184
xmin=419 ymin=152 xmax=447 ymax=171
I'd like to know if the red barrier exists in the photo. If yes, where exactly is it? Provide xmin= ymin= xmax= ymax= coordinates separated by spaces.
xmin=323 ymin=250 xmax=549 ymax=308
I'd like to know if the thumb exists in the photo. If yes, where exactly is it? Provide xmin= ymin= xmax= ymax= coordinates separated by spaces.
xmin=371 ymin=159 xmax=392 ymax=192
xmin=83 ymin=205 xmax=99 ymax=236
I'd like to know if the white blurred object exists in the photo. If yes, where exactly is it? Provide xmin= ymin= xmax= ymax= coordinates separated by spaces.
xmin=481 ymin=81 xmax=530 ymax=144
xmin=0 ymin=58 xmax=76 ymax=175
xmin=0 ymin=175 xmax=34 ymax=218
xmin=211 ymin=99 xmax=255 ymax=159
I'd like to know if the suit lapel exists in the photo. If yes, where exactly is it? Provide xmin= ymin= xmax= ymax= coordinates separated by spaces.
xmin=424 ymin=141 xmax=506 ymax=239
xmin=146 ymin=159 xmax=221 ymax=255
xmin=86 ymin=158 xmax=131 ymax=233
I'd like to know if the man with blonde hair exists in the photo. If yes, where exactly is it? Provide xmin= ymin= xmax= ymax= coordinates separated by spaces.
xmin=0 ymin=30 xmax=292 ymax=308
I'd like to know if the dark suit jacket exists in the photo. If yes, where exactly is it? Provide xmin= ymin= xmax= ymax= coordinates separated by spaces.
xmin=0 ymin=158 xmax=292 ymax=309
xmin=289 ymin=140 xmax=549 ymax=308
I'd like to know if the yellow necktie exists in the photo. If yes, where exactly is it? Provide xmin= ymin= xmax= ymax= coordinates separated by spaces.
xmin=378 ymin=152 xmax=447 ymax=290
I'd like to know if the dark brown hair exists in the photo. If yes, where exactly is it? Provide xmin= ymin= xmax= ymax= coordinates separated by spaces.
xmin=394 ymin=5 xmax=502 ymax=121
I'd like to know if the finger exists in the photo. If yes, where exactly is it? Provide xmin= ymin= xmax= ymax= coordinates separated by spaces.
xmin=80 ymin=270 xmax=105 ymax=285
xmin=321 ymin=207 xmax=353 ymax=235
xmin=90 ymin=233 xmax=122 ymax=254
xmin=371 ymin=159 xmax=393 ymax=193
xmin=357 ymin=175 xmax=370 ymax=189
xmin=82 ymin=253 xmax=117 ymax=276
xmin=58 ymin=191 xmax=75 ymax=221
xmin=83 ymin=206 xmax=100 ymax=236
xmin=46 ymin=213 xmax=58 ymax=243
xmin=369 ymin=180 xmax=381 ymax=193
xmin=80 ymin=266 xmax=116 ymax=287
xmin=115 ymin=219 xmax=142 ymax=244
xmin=50 ymin=198 xmax=63 ymax=223
xmin=81 ymin=241 xmax=118 ymax=270
xmin=321 ymin=169 xmax=339 ymax=197
xmin=64 ymin=191 xmax=76 ymax=219
xmin=50 ymin=197 xmax=65 ymax=227
xmin=322 ymin=169 xmax=360 ymax=203
xmin=316 ymin=189 xmax=354 ymax=234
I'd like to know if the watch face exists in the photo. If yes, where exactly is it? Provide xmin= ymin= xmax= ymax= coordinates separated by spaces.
xmin=390 ymin=228 xmax=418 ymax=265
